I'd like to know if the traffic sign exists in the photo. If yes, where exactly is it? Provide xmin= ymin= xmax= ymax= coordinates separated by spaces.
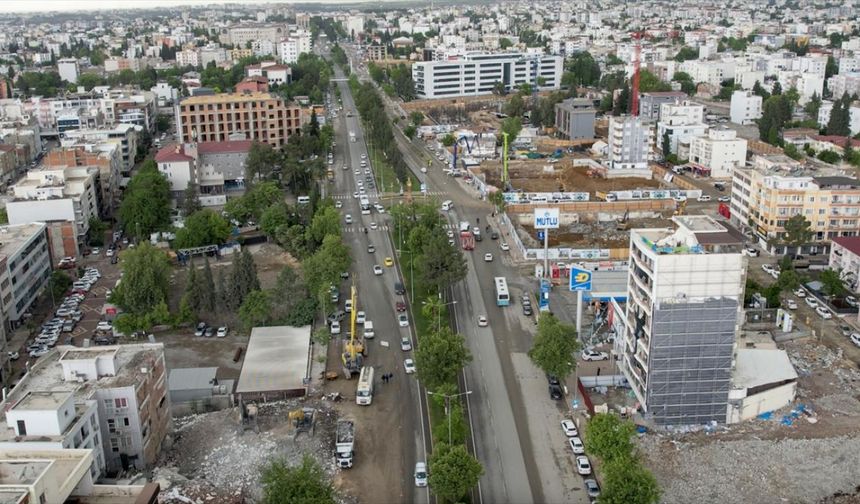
xmin=537 ymin=231 xmax=545 ymax=241
xmin=570 ymin=267 xmax=592 ymax=292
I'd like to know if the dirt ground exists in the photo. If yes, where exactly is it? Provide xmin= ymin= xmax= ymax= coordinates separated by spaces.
xmin=475 ymin=159 xmax=663 ymax=194
xmin=518 ymin=217 xmax=672 ymax=249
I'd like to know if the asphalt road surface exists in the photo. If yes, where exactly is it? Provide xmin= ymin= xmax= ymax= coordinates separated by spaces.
xmin=329 ymin=60 xmax=431 ymax=504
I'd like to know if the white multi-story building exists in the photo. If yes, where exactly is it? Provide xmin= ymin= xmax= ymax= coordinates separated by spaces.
xmin=61 ymin=124 xmax=140 ymax=175
xmin=607 ymin=115 xmax=654 ymax=172
xmin=346 ymin=15 xmax=364 ymax=37
xmin=176 ymin=49 xmax=200 ymax=67
xmin=412 ymin=52 xmax=563 ymax=99
xmin=0 ymin=344 xmax=171 ymax=476
xmin=689 ymin=128 xmax=748 ymax=179
xmin=730 ymin=90 xmax=763 ymax=125
xmin=6 ymin=167 xmax=100 ymax=243
xmin=199 ymin=44 xmax=228 ymax=67
xmin=656 ymin=101 xmax=708 ymax=155
xmin=57 ymin=58 xmax=79 ymax=84
xmin=826 ymin=73 xmax=860 ymax=100
xmin=621 ymin=215 xmax=745 ymax=425
xmin=0 ymin=223 xmax=52 ymax=329
xmin=839 ymin=56 xmax=860 ymax=75
xmin=278 ymin=33 xmax=312 ymax=64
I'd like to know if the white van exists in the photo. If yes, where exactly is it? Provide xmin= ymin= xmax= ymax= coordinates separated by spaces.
xmin=363 ymin=321 xmax=375 ymax=339
xmin=442 ymin=200 xmax=453 ymax=211
xmin=297 ymin=196 xmax=311 ymax=204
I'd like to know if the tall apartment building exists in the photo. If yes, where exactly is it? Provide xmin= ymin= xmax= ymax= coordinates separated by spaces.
xmin=731 ymin=155 xmax=860 ymax=250
xmin=365 ymin=45 xmax=388 ymax=61
xmin=278 ymin=32 xmax=312 ymax=64
xmin=43 ymin=144 xmax=122 ymax=216
xmin=638 ymin=91 xmax=687 ymax=121
xmin=689 ymin=128 xmax=748 ymax=179
xmin=104 ymin=58 xmax=140 ymax=73
xmin=6 ymin=167 xmax=101 ymax=244
xmin=175 ymin=92 xmax=304 ymax=147
xmin=412 ymin=52 xmax=563 ymax=99
xmin=607 ymin=115 xmax=654 ymax=172
xmin=176 ymin=49 xmax=200 ymax=67
xmin=656 ymin=101 xmax=708 ymax=155
xmin=730 ymin=90 xmax=763 ymax=125
xmin=622 ymin=216 xmax=745 ymax=425
xmin=61 ymin=124 xmax=140 ymax=175
xmin=0 ymin=344 xmax=171 ymax=477
xmin=0 ymin=223 xmax=52 ymax=332
xmin=220 ymin=24 xmax=286 ymax=46
xmin=554 ymin=98 xmax=596 ymax=140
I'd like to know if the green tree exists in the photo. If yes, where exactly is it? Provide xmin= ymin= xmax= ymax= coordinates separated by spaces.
xmin=673 ymin=46 xmax=699 ymax=62
xmin=414 ymin=326 xmax=472 ymax=391
xmin=500 ymin=116 xmax=523 ymax=143
xmin=259 ymin=201 xmax=290 ymax=238
xmin=180 ymin=184 xmax=202 ymax=217
xmin=173 ymin=209 xmax=232 ymax=249
xmin=817 ymin=149 xmax=841 ymax=164
xmin=566 ymin=52 xmax=601 ymax=87
xmin=245 ymin=141 xmax=279 ymax=182
xmin=238 ymin=290 xmax=272 ymax=328
xmin=784 ymin=86 xmax=800 ymax=105
xmin=418 ymin=234 xmax=468 ymax=295
xmin=527 ymin=313 xmax=580 ymax=380
xmin=183 ymin=262 xmax=202 ymax=314
xmin=404 ymin=124 xmax=417 ymax=139
xmin=638 ymin=70 xmax=672 ymax=93
xmin=302 ymin=234 xmax=351 ymax=299
xmin=752 ymin=80 xmax=770 ymax=100
xmin=0 ymin=207 xmax=7 ymax=225
xmin=118 ymin=160 xmax=172 ymax=240
xmin=661 ymin=131 xmax=671 ymax=157
xmin=87 ymin=217 xmax=109 ymax=246
xmin=201 ymin=257 xmax=216 ymax=312
xmin=771 ymin=81 xmax=782 ymax=96
xmin=782 ymin=214 xmax=813 ymax=251
xmin=600 ymin=458 xmax=662 ymax=504
xmin=428 ymin=443 xmax=483 ymax=503
xmin=671 ymin=71 xmax=696 ymax=95
xmin=826 ymin=94 xmax=851 ymax=136
xmin=261 ymin=455 xmax=336 ymax=504
xmin=499 ymin=37 xmax=513 ymax=49
xmin=48 ymin=271 xmax=73 ymax=301
xmin=441 ymin=133 xmax=456 ymax=147
xmin=229 ymin=248 xmax=260 ymax=309
xmin=307 ymin=205 xmax=342 ymax=246
xmin=819 ymin=269 xmax=846 ymax=297
xmin=112 ymin=243 xmax=171 ymax=315
xmin=804 ymin=92 xmax=821 ymax=120
xmin=584 ymin=413 xmax=636 ymax=463
xmin=410 ymin=111 xmax=424 ymax=126
xmin=504 ymin=93 xmax=525 ymax=117
xmin=758 ymin=95 xmax=792 ymax=146
xmin=783 ymin=143 xmax=803 ymax=160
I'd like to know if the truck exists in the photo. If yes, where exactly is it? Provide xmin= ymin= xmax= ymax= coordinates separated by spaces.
xmin=349 ymin=131 xmax=356 ymax=143
xmin=335 ymin=420 xmax=355 ymax=469
xmin=460 ymin=230 xmax=475 ymax=251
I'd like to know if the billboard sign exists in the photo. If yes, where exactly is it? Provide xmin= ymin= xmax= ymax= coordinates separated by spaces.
xmin=534 ymin=208 xmax=560 ymax=229
xmin=570 ymin=266 xmax=593 ymax=292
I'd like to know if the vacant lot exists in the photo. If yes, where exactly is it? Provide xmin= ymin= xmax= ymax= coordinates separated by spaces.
xmin=476 ymin=159 xmax=662 ymax=194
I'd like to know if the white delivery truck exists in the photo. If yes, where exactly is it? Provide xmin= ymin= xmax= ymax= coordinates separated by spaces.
xmin=335 ymin=420 xmax=355 ymax=468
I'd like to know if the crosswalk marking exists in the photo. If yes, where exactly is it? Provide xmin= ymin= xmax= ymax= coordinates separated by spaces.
xmin=343 ymin=225 xmax=391 ymax=233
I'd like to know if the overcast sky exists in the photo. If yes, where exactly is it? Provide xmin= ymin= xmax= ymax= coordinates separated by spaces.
xmin=7 ymin=0 xmax=388 ymax=14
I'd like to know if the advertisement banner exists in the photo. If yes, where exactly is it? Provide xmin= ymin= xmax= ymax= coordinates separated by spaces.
xmin=534 ymin=208 xmax=560 ymax=229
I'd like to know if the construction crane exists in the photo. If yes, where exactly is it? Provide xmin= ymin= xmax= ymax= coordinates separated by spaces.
xmin=451 ymin=135 xmax=475 ymax=174
xmin=631 ymin=31 xmax=643 ymax=117
xmin=341 ymin=285 xmax=364 ymax=377
xmin=501 ymin=132 xmax=510 ymax=190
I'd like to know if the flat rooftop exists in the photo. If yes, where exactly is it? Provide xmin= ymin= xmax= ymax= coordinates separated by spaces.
xmin=180 ymin=92 xmax=282 ymax=105
xmin=0 ymin=460 xmax=50 ymax=485
xmin=674 ymin=215 xmax=726 ymax=233
xmin=0 ymin=223 xmax=45 ymax=259
xmin=0 ymin=491 xmax=26 ymax=504
xmin=733 ymin=349 xmax=798 ymax=391
xmin=11 ymin=391 xmax=72 ymax=411
xmin=236 ymin=326 xmax=311 ymax=395
xmin=635 ymin=216 xmax=742 ymax=255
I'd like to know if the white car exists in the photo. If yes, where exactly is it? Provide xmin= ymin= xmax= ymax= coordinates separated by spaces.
xmin=352 ymin=191 xmax=359 ymax=199
xmin=447 ymin=230 xmax=454 ymax=238
xmin=354 ymin=169 xmax=360 ymax=175
xmin=335 ymin=200 xmax=343 ymax=208
xmin=581 ymin=349 xmax=610 ymax=361
xmin=401 ymin=336 xmax=412 ymax=351
xmin=373 ymin=265 xmax=383 ymax=275
xmin=500 ymin=243 xmax=510 ymax=251
xmin=850 ymin=333 xmax=860 ymax=348
xmin=96 ymin=321 xmax=113 ymax=332
xmin=478 ymin=316 xmax=488 ymax=327
xmin=216 ymin=326 xmax=228 ymax=338
xmin=420 ymin=167 xmax=427 ymax=173
xmin=805 ymin=296 xmax=819 ymax=308
xmin=345 ymin=300 xmax=353 ymax=312
xmin=568 ymin=437 xmax=585 ymax=454
xmin=345 ymin=214 xmax=353 ymax=224
xmin=794 ymin=288 xmax=806 ymax=298
xmin=743 ymin=247 xmax=759 ymax=257
xmin=484 ymin=253 xmax=493 ymax=262
xmin=576 ymin=456 xmax=592 ymax=475
xmin=785 ymin=299 xmax=798 ymax=310
xmin=356 ymin=311 xmax=366 ymax=324
xmin=561 ymin=419 xmax=578 ymax=437
xmin=404 ymin=358 xmax=416 ymax=374
xmin=361 ymin=153 xmax=367 ymax=160
xmin=414 ymin=462 xmax=428 ymax=487
xmin=370 ymin=222 xmax=378 ymax=230
xmin=330 ymin=321 xmax=341 ymax=335
xmin=29 ymin=346 xmax=49 ymax=358
xmin=374 ymin=203 xmax=385 ymax=213
xmin=697 ymin=195 xmax=711 ymax=202
xmin=717 ymin=196 xmax=730 ymax=202
xmin=398 ymin=313 xmax=409 ymax=327
xmin=816 ymin=306 xmax=832 ymax=319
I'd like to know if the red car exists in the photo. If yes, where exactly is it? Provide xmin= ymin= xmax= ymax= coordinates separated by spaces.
xmin=396 ymin=301 xmax=407 ymax=312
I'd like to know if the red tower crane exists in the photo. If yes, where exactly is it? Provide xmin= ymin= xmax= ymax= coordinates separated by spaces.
xmin=631 ymin=32 xmax=642 ymax=117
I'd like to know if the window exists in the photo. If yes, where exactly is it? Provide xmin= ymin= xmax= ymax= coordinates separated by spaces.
xmin=123 ymin=417 xmax=130 ymax=427
xmin=110 ymin=437 xmax=119 ymax=452
xmin=115 ymin=398 xmax=128 ymax=409
xmin=107 ymin=419 xmax=116 ymax=433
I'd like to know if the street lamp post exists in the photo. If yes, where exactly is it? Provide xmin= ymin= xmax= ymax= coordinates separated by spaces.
xmin=422 ymin=299 xmax=457 ymax=330
xmin=427 ymin=390 xmax=473 ymax=445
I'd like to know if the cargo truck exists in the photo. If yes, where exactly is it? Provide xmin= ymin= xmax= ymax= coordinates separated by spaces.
xmin=335 ymin=420 xmax=355 ymax=468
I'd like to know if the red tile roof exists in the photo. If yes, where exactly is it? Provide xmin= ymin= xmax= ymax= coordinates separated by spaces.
xmin=833 ymin=236 xmax=860 ymax=257
xmin=197 ymin=140 xmax=253 ymax=154
xmin=811 ymin=135 xmax=860 ymax=148
xmin=155 ymin=145 xmax=194 ymax=163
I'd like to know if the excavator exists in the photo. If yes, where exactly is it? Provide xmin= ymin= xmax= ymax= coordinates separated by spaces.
xmin=341 ymin=285 xmax=364 ymax=378
xmin=288 ymin=408 xmax=316 ymax=439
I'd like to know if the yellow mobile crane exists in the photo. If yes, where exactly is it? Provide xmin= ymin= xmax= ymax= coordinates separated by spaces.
xmin=341 ymin=285 xmax=364 ymax=378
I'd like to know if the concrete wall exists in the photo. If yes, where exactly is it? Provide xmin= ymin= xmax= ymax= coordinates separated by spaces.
xmin=727 ymin=381 xmax=797 ymax=424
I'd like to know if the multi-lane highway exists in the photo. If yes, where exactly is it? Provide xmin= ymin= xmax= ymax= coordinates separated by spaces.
xmin=327 ymin=59 xmax=430 ymax=504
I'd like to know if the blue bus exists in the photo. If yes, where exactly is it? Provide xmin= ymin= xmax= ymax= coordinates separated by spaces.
xmin=494 ymin=277 xmax=510 ymax=306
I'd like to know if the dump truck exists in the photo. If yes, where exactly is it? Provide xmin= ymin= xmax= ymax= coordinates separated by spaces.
xmin=335 ymin=420 xmax=355 ymax=468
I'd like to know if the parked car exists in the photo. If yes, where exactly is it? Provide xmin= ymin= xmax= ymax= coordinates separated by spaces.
xmin=356 ymin=311 xmax=366 ymax=324
xmin=581 ymin=349 xmax=609 ymax=361
xmin=743 ymin=247 xmax=759 ymax=257
xmin=96 ymin=321 xmax=113 ymax=332
xmin=561 ymin=419 xmax=578 ymax=437
xmin=400 ymin=336 xmax=412 ymax=351
xmin=850 ymin=333 xmax=860 ymax=348
xmin=794 ymin=288 xmax=807 ymax=298
xmin=404 ymin=359 xmax=416 ymax=374
xmin=840 ymin=324 xmax=854 ymax=337
xmin=785 ymin=299 xmax=798 ymax=310
xmin=194 ymin=322 xmax=207 ymax=337
xmin=29 ymin=346 xmax=49 ymax=358
xmin=396 ymin=301 xmax=407 ymax=312
xmin=414 ymin=462 xmax=428 ymax=487
xmin=846 ymin=296 xmax=859 ymax=307
xmin=575 ymin=456 xmax=592 ymax=475
xmin=805 ymin=296 xmax=819 ymax=308
xmin=500 ymin=243 xmax=510 ymax=251
xmin=217 ymin=326 xmax=229 ymax=338
xmin=816 ymin=306 xmax=832 ymax=319
xmin=568 ymin=437 xmax=585 ymax=454
xmin=697 ymin=195 xmax=711 ymax=202
xmin=204 ymin=326 xmax=215 ymax=337
xmin=584 ymin=479 xmax=601 ymax=498
xmin=398 ymin=313 xmax=409 ymax=327
xmin=330 ymin=321 xmax=342 ymax=335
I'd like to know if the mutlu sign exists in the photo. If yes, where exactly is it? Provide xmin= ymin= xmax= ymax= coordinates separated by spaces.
xmin=534 ymin=208 xmax=560 ymax=229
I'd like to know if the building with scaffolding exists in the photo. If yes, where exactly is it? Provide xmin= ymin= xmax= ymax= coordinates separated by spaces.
xmin=622 ymin=216 xmax=745 ymax=425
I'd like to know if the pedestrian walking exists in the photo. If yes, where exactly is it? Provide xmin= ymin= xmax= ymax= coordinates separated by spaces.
xmin=382 ymin=373 xmax=388 ymax=384
xmin=387 ymin=373 xmax=394 ymax=382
